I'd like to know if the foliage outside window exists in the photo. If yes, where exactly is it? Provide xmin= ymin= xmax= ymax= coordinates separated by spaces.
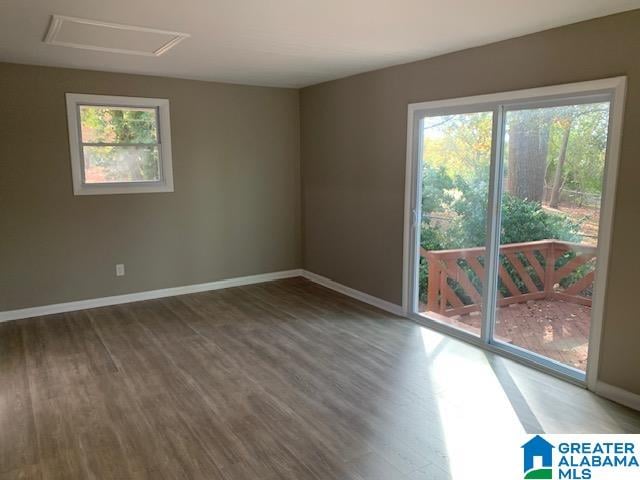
xmin=66 ymin=93 xmax=173 ymax=195
xmin=418 ymin=103 xmax=609 ymax=303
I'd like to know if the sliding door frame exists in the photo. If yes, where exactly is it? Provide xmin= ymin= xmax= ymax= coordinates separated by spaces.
xmin=402 ymin=77 xmax=627 ymax=388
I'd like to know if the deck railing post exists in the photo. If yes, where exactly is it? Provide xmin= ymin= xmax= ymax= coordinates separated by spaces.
xmin=544 ymin=241 xmax=555 ymax=299
xmin=439 ymin=266 xmax=447 ymax=314
xmin=426 ymin=252 xmax=440 ymax=313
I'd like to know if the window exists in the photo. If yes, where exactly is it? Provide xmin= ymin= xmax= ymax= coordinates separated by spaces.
xmin=405 ymin=77 xmax=626 ymax=385
xmin=65 ymin=93 xmax=174 ymax=195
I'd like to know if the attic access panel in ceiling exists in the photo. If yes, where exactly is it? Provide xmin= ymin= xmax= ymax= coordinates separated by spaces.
xmin=44 ymin=15 xmax=189 ymax=56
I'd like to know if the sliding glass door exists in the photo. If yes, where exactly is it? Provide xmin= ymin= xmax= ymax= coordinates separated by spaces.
xmin=491 ymin=102 xmax=610 ymax=373
xmin=407 ymin=78 xmax=624 ymax=382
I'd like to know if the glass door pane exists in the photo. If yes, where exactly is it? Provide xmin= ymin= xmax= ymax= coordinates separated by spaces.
xmin=417 ymin=111 xmax=493 ymax=337
xmin=492 ymin=101 xmax=610 ymax=372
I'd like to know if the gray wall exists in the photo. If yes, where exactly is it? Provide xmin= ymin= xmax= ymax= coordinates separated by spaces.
xmin=0 ymin=63 xmax=301 ymax=310
xmin=300 ymin=10 xmax=640 ymax=394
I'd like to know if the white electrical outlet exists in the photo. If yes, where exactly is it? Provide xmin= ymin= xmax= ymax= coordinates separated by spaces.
xmin=116 ymin=264 xmax=125 ymax=277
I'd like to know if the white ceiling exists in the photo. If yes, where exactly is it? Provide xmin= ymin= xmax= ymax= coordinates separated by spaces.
xmin=1 ymin=0 xmax=639 ymax=88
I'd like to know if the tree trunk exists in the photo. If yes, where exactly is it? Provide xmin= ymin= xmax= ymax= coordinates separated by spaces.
xmin=549 ymin=119 xmax=573 ymax=208
xmin=507 ymin=111 xmax=551 ymax=202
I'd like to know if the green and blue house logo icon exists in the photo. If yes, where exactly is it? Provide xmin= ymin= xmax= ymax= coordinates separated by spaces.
xmin=522 ymin=435 xmax=555 ymax=479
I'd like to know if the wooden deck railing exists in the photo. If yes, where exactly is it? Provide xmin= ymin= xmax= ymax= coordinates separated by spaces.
xmin=422 ymin=239 xmax=597 ymax=317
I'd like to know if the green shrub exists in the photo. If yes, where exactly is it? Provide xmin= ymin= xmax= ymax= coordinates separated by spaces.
xmin=418 ymin=221 xmax=445 ymax=303
xmin=500 ymin=194 xmax=581 ymax=244
xmin=445 ymin=185 xmax=581 ymax=248
xmin=421 ymin=166 xmax=454 ymax=219
xmin=418 ymin=183 xmax=583 ymax=304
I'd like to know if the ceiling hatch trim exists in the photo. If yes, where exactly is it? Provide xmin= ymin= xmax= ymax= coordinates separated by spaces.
xmin=43 ymin=14 xmax=190 ymax=57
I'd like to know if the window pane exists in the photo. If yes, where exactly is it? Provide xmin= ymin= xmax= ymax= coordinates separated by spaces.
xmin=79 ymin=105 xmax=158 ymax=144
xmin=492 ymin=101 xmax=610 ymax=372
xmin=418 ymin=111 xmax=493 ymax=337
xmin=83 ymin=146 xmax=160 ymax=183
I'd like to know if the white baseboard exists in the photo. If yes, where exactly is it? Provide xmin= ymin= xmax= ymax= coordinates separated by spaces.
xmin=0 ymin=269 xmax=303 ymax=323
xmin=301 ymin=270 xmax=405 ymax=317
xmin=594 ymin=381 xmax=640 ymax=411
xmin=0 ymin=267 xmax=404 ymax=323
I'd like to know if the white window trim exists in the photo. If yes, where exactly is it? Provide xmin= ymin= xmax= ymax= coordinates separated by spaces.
xmin=65 ymin=93 xmax=174 ymax=195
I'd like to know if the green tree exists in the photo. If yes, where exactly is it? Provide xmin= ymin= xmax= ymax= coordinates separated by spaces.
xmin=423 ymin=112 xmax=492 ymax=182
xmin=80 ymin=106 xmax=159 ymax=182
xmin=546 ymin=104 xmax=609 ymax=203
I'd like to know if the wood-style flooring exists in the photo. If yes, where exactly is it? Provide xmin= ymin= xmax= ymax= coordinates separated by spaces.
xmin=2 ymin=277 xmax=639 ymax=479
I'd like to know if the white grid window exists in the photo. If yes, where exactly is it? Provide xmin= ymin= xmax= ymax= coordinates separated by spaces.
xmin=66 ymin=93 xmax=174 ymax=195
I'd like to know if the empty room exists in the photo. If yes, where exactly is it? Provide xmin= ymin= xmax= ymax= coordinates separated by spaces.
xmin=2 ymin=1 xmax=640 ymax=479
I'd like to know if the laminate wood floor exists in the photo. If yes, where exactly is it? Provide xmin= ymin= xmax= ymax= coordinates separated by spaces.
xmin=2 ymin=277 xmax=639 ymax=479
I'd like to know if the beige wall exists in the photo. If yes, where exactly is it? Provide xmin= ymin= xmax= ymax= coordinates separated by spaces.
xmin=300 ymin=10 xmax=640 ymax=394
xmin=0 ymin=63 xmax=301 ymax=310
